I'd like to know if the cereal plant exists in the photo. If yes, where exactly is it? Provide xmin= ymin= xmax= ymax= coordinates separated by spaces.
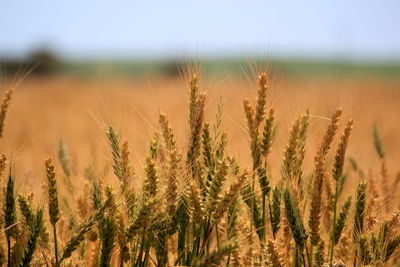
xmin=0 ymin=69 xmax=399 ymax=267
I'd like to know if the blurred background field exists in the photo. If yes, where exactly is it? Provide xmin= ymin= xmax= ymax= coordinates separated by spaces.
xmin=1 ymin=73 xmax=399 ymax=199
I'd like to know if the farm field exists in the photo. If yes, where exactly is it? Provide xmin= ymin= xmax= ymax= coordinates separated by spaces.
xmin=4 ymin=73 xmax=399 ymax=186
xmin=0 ymin=69 xmax=399 ymax=266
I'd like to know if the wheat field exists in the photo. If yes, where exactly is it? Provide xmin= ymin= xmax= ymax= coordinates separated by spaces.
xmin=0 ymin=69 xmax=399 ymax=266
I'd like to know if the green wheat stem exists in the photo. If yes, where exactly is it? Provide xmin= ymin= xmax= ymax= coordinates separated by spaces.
xmin=329 ymin=182 xmax=340 ymax=265
xmin=5 ymin=166 xmax=16 ymax=267
xmin=136 ymin=227 xmax=146 ymax=266
xmin=305 ymin=245 xmax=312 ymax=267
xmin=53 ymin=226 xmax=59 ymax=267
xmin=262 ymin=192 xmax=266 ymax=243
xmin=268 ymin=197 xmax=275 ymax=240
xmin=250 ymin=171 xmax=256 ymax=265
xmin=215 ymin=223 xmax=220 ymax=251
xmin=7 ymin=239 xmax=10 ymax=267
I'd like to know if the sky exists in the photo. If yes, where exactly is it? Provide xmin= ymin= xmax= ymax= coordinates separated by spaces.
xmin=1 ymin=0 xmax=400 ymax=62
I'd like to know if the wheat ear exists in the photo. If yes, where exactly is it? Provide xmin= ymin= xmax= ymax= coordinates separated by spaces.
xmin=0 ymin=88 xmax=13 ymax=138
xmin=45 ymin=158 xmax=60 ymax=266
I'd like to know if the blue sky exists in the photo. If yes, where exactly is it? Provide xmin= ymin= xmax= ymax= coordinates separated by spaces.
xmin=1 ymin=0 xmax=399 ymax=61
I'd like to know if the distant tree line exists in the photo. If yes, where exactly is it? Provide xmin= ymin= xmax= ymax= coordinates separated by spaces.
xmin=0 ymin=49 xmax=60 ymax=77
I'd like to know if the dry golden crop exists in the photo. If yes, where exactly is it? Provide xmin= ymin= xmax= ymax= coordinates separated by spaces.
xmin=0 ymin=68 xmax=399 ymax=266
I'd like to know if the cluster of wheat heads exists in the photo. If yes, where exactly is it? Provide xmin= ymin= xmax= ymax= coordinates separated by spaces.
xmin=0 ymin=71 xmax=399 ymax=267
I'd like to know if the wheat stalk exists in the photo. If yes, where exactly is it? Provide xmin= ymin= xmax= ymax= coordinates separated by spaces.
xmin=44 ymin=157 xmax=60 ymax=266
